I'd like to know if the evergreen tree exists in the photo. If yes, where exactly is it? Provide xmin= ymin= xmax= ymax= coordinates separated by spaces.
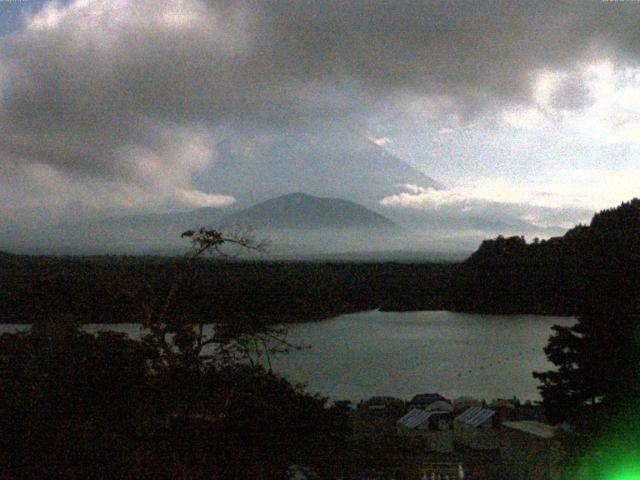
xmin=533 ymin=225 xmax=640 ymax=478
xmin=534 ymin=311 xmax=640 ymax=426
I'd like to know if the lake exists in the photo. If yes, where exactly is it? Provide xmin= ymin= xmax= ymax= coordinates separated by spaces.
xmin=0 ymin=310 xmax=574 ymax=402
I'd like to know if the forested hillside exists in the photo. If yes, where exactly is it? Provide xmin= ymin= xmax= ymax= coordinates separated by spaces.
xmin=0 ymin=255 xmax=450 ymax=323
xmin=1 ymin=199 xmax=638 ymax=323
xmin=446 ymin=199 xmax=640 ymax=314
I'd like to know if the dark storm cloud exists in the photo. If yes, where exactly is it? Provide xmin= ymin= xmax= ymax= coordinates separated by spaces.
xmin=549 ymin=74 xmax=594 ymax=112
xmin=0 ymin=0 xmax=638 ymax=193
xmin=245 ymin=0 xmax=640 ymax=110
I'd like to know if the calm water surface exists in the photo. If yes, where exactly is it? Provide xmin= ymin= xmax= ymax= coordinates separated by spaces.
xmin=0 ymin=310 xmax=574 ymax=402
xmin=270 ymin=310 xmax=575 ymax=402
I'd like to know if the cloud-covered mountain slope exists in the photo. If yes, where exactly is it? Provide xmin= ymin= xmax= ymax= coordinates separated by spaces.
xmin=197 ymin=129 xmax=440 ymax=208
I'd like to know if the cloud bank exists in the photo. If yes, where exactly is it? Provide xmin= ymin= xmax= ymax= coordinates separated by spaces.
xmin=0 ymin=0 xmax=638 ymax=233
xmin=382 ymin=168 xmax=640 ymax=234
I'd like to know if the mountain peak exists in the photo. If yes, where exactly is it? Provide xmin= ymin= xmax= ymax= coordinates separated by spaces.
xmin=278 ymin=192 xmax=314 ymax=201
xmin=196 ymin=129 xmax=440 ymax=208
xmin=221 ymin=192 xmax=397 ymax=230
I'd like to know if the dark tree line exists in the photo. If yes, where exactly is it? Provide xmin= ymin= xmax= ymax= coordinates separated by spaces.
xmin=532 ymin=201 xmax=640 ymax=478
xmin=3 ymin=201 xmax=640 ymax=323
xmin=0 ymin=254 xmax=451 ymax=324
xmin=448 ymin=199 xmax=640 ymax=315
xmin=0 ymin=319 xmax=355 ymax=479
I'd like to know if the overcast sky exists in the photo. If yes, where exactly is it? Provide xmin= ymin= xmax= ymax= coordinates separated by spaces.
xmin=1 ymin=0 xmax=639 ymax=233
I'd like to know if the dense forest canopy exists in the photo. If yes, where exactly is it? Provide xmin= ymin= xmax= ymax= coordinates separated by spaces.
xmin=0 ymin=199 xmax=638 ymax=323
xmin=454 ymin=198 xmax=640 ymax=314
xmin=531 ymin=200 xmax=640 ymax=478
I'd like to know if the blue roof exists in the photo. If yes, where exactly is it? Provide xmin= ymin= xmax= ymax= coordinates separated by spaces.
xmin=398 ymin=409 xmax=433 ymax=429
xmin=502 ymin=421 xmax=556 ymax=439
xmin=398 ymin=409 xmax=451 ymax=430
xmin=455 ymin=406 xmax=495 ymax=428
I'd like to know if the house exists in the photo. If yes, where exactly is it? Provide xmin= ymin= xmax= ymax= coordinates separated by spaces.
xmin=333 ymin=400 xmax=354 ymax=413
xmin=365 ymin=396 xmax=403 ymax=410
xmin=489 ymin=398 xmax=522 ymax=422
xmin=409 ymin=392 xmax=448 ymax=409
xmin=454 ymin=406 xmax=499 ymax=450
xmin=500 ymin=421 xmax=562 ymax=480
xmin=425 ymin=400 xmax=454 ymax=413
xmin=453 ymin=396 xmax=482 ymax=413
xmin=397 ymin=409 xmax=453 ymax=452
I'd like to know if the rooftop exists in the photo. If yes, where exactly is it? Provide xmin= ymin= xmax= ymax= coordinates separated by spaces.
xmin=454 ymin=406 xmax=495 ymax=427
xmin=410 ymin=393 xmax=447 ymax=405
xmin=366 ymin=396 xmax=402 ymax=406
xmin=397 ymin=408 xmax=449 ymax=430
xmin=502 ymin=421 xmax=557 ymax=439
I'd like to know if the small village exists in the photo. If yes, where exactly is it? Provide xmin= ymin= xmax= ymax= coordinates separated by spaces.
xmin=321 ymin=393 xmax=566 ymax=480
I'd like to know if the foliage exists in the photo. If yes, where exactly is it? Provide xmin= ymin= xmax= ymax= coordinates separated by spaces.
xmin=0 ymin=255 xmax=450 ymax=324
xmin=0 ymin=230 xmax=351 ymax=479
xmin=534 ymin=313 xmax=640 ymax=420
xmin=451 ymin=198 xmax=640 ymax=314
xmin=3 ymin=200 xmax=640 ymax=324
xmin=532 ymin=200 xmax=640 ymax=477
xmin=0 ymin=319 xmax=153 ymax=478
